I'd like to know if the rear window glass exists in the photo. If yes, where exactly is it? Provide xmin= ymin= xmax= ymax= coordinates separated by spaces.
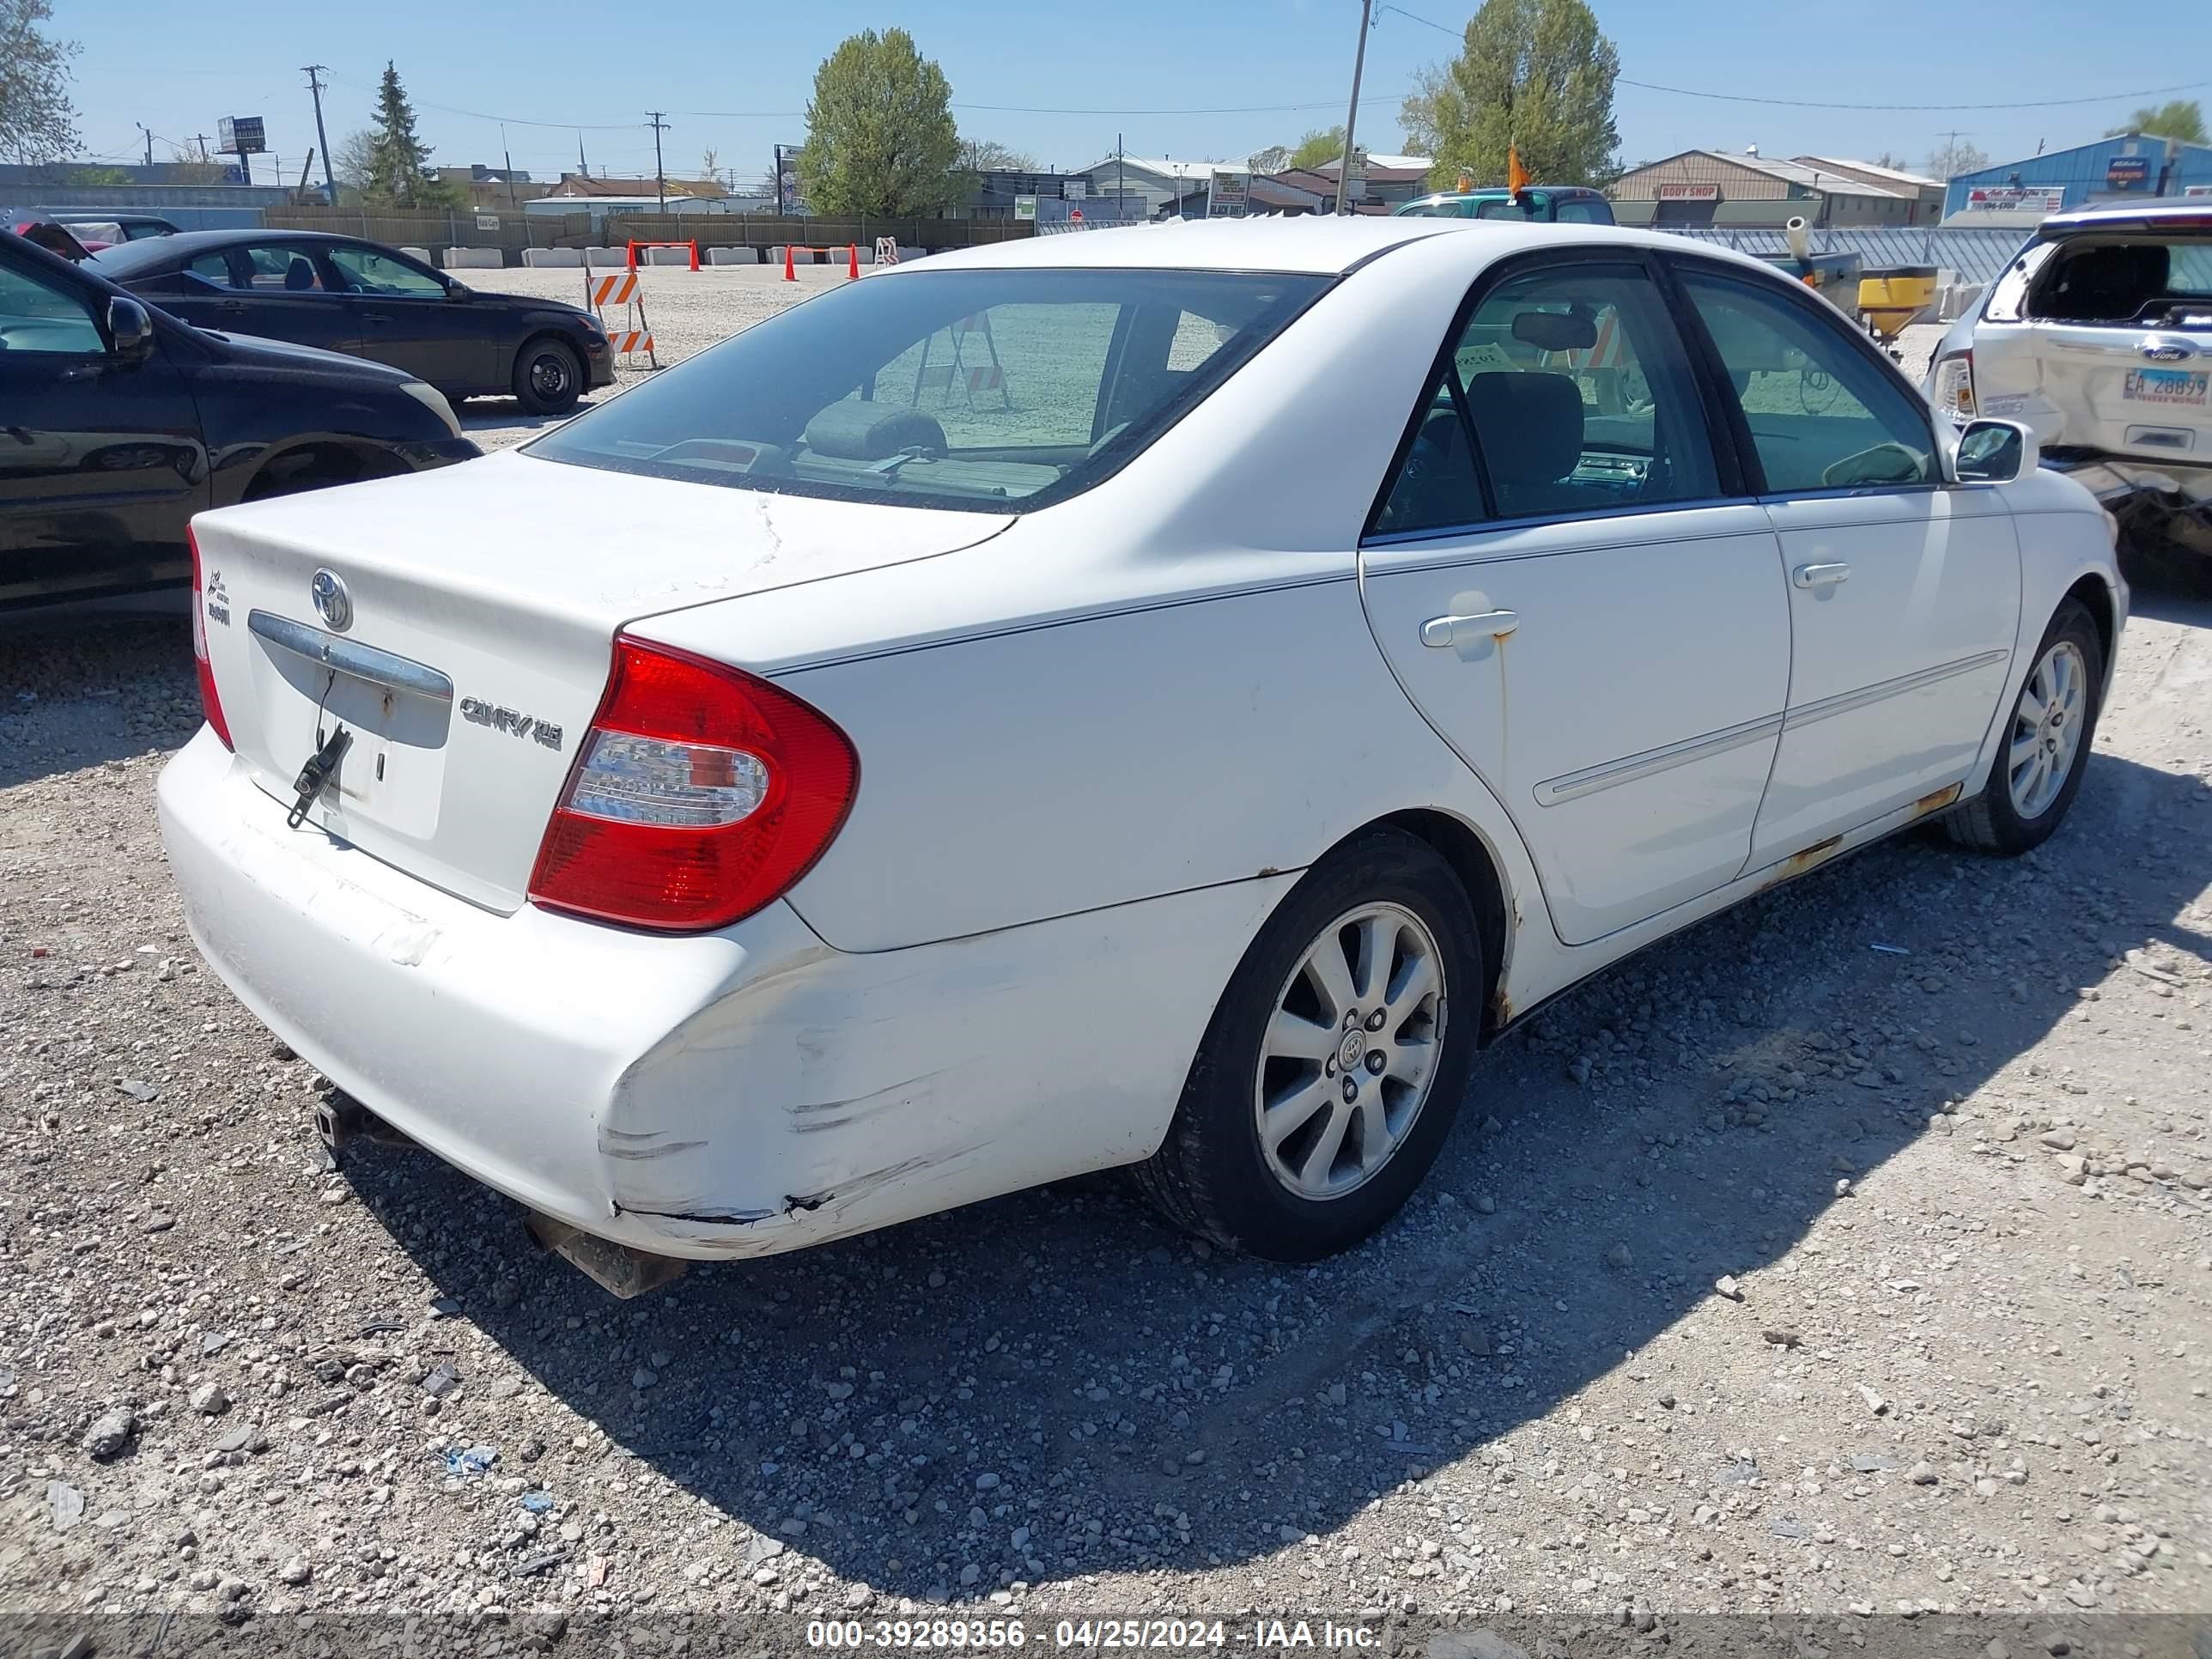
xmin=2024 ymin=235 xmax=2212 ymax=326
xmin=528 ymin=268 xmax=1326 ymax=512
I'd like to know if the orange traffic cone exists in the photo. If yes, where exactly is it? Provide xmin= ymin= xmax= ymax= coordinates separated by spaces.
xmin=783 ymin=245 xmax=797 ymax=283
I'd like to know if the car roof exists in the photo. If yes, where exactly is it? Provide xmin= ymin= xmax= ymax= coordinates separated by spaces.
xmin=903 ymin=216 xmax=1748 ymax=277
xmin=88 ymin=227 xmax=352 ymax=276
xmin=2042 ymin=200 xmax=2212 ymax=232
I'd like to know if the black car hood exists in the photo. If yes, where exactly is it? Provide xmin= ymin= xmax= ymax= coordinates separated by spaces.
xmin=197 ymin=327 xmax=418 ymax=385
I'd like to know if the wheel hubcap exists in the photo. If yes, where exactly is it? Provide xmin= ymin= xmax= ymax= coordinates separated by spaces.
xmin=532 ymin=356 xmax=568 ymax=396
xmin=1255 ymin=902 xmax=1447 ymax=1201
xmin=2007 ymin=639 xmax=2087 ymax=821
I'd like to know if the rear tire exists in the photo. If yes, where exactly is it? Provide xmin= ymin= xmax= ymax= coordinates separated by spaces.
xmin=1947 ymin=598 xmax=2103 ymax=855
xmin=1134 ymin=828 xmax=1481 ymax=1260
xmin=513 ymin=337 xmax=582 ymax=416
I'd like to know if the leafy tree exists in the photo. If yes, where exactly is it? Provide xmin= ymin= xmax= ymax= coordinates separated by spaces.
xmin=1288 ymin=127 xmax=1358 ymax=170
xmin=2108 ymin=100 xmax=2207 ymax=144
xmin=957 ymin=137 xmax=1037 ymax=173
xmin=0 ymin=0 xmax=80 ymax=166
xmin=1924 ymin=135 xmax=1989 ymax=181
xmin=362 ymin=62 xmax=463 ymax=209
xmin=797 ymin=28 xmax=963 ymax=217
xmin=68 ymin=164 xmax=129 ymax=185
xmin=1399 ymin=0 xmax=1620 ymax=189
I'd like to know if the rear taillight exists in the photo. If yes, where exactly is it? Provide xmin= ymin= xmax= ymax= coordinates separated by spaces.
xmin=1930 ymin=349 xmax=1976 ymax=422
xmin=186 ymin=527 xmax=233 ymax=750
xmin=527 ymin=635 xmax=857 ymax=933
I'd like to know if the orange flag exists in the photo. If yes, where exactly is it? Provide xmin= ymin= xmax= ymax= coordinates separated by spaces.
xmin=1505 ymin=146 xmax=1531 ymax=192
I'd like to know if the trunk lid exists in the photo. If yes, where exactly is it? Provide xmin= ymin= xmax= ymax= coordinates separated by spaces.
xmin=191 ymin=450 xmax=1009 ymax=914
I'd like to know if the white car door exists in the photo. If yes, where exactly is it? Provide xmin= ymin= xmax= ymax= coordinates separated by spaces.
xmin=1670 ymin=261 xmax=2022 ymax=866
xmin=1359 ymin=253 xmax=1793 ymax=946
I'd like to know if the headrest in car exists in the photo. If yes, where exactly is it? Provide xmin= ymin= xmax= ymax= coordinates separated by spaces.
xmin=802 ymin=401 xmax=948 ymax=461
xmin=1461 ymin=371 xmax=1584 ymax=486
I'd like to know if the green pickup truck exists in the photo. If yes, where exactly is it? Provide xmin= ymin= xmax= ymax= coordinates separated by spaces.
xmin=1392 ymin=186 xmax=1615 ymax=224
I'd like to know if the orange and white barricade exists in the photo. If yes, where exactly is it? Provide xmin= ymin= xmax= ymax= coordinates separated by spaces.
xmin=585 ymin=267 xmax=658 ymax=369
xmin=909 ymin=311 xmax=1011 ymax=410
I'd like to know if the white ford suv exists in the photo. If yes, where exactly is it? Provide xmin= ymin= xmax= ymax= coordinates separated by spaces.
xmin=1928 ymin=200 xmax=2212 ymax=588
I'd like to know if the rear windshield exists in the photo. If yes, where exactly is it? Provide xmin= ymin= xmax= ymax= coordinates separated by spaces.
xmin=2019 ymin=234 xmax=2212 ymax=327
xmin=528 ymin=267 xmax=1327 ymax=511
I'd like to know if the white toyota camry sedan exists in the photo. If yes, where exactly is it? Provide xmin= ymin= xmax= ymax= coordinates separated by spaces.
xmin=160 ymin=216 xmax=2124 ymax=1292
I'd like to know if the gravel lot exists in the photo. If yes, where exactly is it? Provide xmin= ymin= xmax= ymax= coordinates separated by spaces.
xmin=3 ymin=271 xmax=2210 ymax=1652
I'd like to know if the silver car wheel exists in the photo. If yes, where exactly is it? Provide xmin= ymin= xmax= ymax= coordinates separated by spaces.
xmin=1254 ymin=902 xmax=1446 ymax=1201
xmin=2007 ymin=639 xmax=2088 ymax=821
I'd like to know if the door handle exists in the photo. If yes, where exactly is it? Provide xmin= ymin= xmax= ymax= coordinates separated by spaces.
xmin=1792 ymin=562 xmax=1851 ymax=590
xmin=1420 ymin=610 xmax=1519 ymax=648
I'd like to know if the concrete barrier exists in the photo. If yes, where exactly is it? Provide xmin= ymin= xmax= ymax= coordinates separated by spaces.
xmin=583 ymin=246 xmax=628 ymax=269
xmin=643 ymin=244 xmax=693 ymax=266
xmin=399 ymin=246 xmax=432 ymax=264
xmin=521 ymin=247 xmax=583 ymax=268
xmin=853 ymin=245 xmax=876 ymax=265
xmin=440 ymin=246 xmax=503 ymax=270
xmin=895 ymin=245 xmax=926 ymax=264
xmin=707 ymin=246 xmax=759 ymax=265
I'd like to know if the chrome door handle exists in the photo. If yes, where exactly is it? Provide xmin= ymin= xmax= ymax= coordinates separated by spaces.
xmin=1792 ymin=562 xmax=1850 ymax=590
xmin=1420 ymin=610 xmax=1518 ymax=647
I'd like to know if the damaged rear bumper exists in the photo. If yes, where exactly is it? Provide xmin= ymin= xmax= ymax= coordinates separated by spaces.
xmin=2045 ymin=450 xmax=2212 ymax=510
xmin=157 ymin=729 xmax=1280 ymax=1267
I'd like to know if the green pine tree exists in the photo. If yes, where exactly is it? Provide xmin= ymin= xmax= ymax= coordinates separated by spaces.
xmin=362 ymin=62 xmax=461 ymax=210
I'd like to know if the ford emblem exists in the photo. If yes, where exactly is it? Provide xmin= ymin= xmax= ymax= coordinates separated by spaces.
xmin=310 ymin=568 xmax=353 ymax=633
xmin=2140 ymin=341 xmax=2193 ymax=363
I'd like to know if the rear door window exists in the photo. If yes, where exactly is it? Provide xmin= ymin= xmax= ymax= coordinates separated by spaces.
xmin=1371 ymin=259 xmax=1721 ymax=535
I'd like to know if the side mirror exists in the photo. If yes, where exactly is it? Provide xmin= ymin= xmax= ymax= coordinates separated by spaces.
xmin=1948 ymin=417 xmax=2036 ymax=484
xmin=106 ymin=295 xmax=155 ymax=365
xmin=447 ymin=283 xmax=472 ymax=302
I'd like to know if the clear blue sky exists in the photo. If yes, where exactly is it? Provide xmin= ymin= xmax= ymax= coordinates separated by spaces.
xmin=58 ymin=0 xmax=2205 ymax=187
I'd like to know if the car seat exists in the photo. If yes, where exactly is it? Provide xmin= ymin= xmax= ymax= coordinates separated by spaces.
xmin=283 ymin=258 xmax=317 ymax=292
xmin=1462 ymin=371 xmax=1586 ymax=517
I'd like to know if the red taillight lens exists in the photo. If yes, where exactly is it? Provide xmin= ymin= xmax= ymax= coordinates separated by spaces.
xmin=186 ymin=527 xmax=233 ymax=750
xmin=527 ymin=635 xmax=858 ymax=933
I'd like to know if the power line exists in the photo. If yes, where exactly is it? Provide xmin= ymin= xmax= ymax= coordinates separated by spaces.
xmin=1616 ymin=75 xmax=2212 ymax=112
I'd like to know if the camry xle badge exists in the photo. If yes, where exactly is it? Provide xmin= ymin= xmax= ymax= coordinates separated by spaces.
xmin=459 ymin=696 xmax=564 ymax=751
xmin=310 ymin=568 xmax=353 ymax=632
xmin=2140 ymin=341 xmax=2194 ymax=363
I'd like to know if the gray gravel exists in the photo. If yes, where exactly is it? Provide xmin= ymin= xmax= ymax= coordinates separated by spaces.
xmin=1 ymin=296 xmax=2209 ymax=1638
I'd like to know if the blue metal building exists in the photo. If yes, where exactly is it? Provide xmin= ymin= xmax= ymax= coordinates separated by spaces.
xmin=1943 ymin=131 xmax=2212 ymax=220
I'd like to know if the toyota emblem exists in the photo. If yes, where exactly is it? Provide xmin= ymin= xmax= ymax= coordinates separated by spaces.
xmin=310 ymin=568 xmax=353 ymax=633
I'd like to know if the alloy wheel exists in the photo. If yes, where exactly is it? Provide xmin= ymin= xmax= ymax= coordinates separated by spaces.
xmin=1253 ymin=902 xmax=1447 ymax=1201
xmin=2007 ymin=639 xmax=2088 ymax=821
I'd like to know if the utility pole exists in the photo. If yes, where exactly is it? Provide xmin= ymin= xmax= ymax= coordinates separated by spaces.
xmin=648 ymin=111 xmax=669 ymax=210
xmin=1116 ymin=132 xmax=1123 ymax=220
xmin=303 ymin=66 xmax=337 ymax=201
xmin=577 ymin=132 xmax=588 ymax=180
xmin=136 ymin=122 xmax=154 ymax=167
xmin=192 ymin=133 xmax=212 ymax=163
xmin=502 ymin=125 xmax=520 ymax=211
xmin=1335 ymin=0 xmax=1373 ymax=215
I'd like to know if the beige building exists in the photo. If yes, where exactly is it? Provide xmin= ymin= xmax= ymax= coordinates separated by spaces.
xmin=1607 ymin=149 xmax=1924 ymax=228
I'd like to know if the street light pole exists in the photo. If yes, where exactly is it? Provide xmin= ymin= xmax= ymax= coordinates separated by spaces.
xmin=1335 ymin=0 xmax=1373 ymax=215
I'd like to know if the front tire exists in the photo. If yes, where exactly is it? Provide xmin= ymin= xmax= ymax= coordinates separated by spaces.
xmin=513 ymin=337 xmax=582 ymax=416
xmin=1135 ymin=828 xmax=1481 ymax=1260
xmin=1947 ymin=598 xmax=2104 ymax=855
